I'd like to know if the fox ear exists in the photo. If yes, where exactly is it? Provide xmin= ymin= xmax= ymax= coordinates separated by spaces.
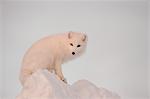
xmin=68 ymin=31 xmax=73 ymax=39
xmin=82 ymin=34 xmax=87 ymax=42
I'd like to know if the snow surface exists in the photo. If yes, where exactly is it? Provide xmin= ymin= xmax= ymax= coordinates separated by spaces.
xmin=16 ymin=69 xmax=120 ymax=99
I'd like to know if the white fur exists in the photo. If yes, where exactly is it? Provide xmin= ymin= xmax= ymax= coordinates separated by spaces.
xmin=20 ymin=31 xmax=88 ymax=86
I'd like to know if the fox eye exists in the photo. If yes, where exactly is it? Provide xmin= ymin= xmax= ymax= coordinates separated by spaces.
xmin=77 ymin=45 xmax=81 ymax=47
xmin=70 ymin=43 xmax=73 ymax=46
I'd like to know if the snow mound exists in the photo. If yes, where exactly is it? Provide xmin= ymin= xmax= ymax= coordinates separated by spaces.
xmin=16 ymin=69 xmax=120 ymax=99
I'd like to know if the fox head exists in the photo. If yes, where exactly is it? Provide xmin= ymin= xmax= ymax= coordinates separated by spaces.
xmin=66 ymin=31 xmax=88 ymax=59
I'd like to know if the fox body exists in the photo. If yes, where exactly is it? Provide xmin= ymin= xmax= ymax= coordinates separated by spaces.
xmin=20 ymin=31 xmax=87 ymax=85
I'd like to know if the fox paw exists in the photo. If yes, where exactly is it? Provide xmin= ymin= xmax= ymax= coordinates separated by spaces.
xmin=62 ymin=78 xmax=67 ymax=84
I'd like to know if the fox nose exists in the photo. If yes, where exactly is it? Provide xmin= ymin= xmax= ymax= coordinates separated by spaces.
xmin=72 ymin=52 xmax=75 ymax=55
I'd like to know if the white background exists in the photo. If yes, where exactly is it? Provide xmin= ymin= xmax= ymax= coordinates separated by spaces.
xmin=148 ymin=1 xmax=150 ymax=99
xmin=0 ymin=0 xmax=2 ymax=98
xmin=0 ymin=0 xmax=150 ymax=99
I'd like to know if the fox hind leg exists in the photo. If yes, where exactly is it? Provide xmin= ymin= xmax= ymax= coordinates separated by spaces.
xmin=20 ymin=69 xmax=33 ymax=86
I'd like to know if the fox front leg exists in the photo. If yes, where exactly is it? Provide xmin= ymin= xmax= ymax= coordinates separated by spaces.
xmin=54 ymin=61 xmax=67 ymax=84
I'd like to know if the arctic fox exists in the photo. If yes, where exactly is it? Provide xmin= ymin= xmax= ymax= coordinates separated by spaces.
xmin=20 ymin=31 xmax=87 ymax=85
